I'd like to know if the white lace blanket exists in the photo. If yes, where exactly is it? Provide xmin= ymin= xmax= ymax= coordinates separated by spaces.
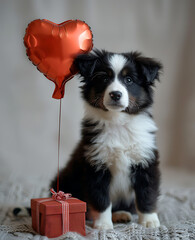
xmin=0 ymin=182 xmax=195 ymax=240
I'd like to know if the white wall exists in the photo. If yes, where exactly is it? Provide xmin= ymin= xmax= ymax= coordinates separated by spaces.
xmin=0 ymin=0 xmax=195 ymax=184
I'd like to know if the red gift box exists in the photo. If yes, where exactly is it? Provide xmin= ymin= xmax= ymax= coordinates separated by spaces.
xmin=31 ymin=197 xmax=86 ymax=238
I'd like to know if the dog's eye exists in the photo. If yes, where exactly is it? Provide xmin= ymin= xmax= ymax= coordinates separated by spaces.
xmin=103 ymin=77 xmax=109 ymax=83
xmin=125 ymin=76 xmax=133 ymax=85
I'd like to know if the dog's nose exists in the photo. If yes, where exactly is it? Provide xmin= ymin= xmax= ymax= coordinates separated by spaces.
xmin=109 ymin=91 xmax=122 ymax=101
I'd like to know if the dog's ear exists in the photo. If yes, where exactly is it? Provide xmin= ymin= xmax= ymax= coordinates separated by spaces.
xmin=73 ymin=54 xmax=98 ymax=78
xmin=133 ymin=52 xmax=163 ymax=85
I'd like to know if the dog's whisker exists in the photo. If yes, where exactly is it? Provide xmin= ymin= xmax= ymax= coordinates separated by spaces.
xmin=94 ymin=97 xmax=100 ymax=107
xmin=90 ymin=96 xmax=102 ymax=108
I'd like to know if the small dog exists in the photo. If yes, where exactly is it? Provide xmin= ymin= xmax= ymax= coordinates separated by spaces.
xmin=51 ymin=49 xmax=162 ymax=229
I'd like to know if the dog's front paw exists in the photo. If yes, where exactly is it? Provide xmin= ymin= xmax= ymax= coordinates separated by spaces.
xmin=138 ymin=212 xmax=160 ymax=228
xmin=94 ymin=220 xmax=113 ymax=230
xmin=92 ymin=203 xmax=113 ymax=230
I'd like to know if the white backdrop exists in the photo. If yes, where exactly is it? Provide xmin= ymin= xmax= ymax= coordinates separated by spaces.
xmin=0 ymin=0 xmax=195 ymax=185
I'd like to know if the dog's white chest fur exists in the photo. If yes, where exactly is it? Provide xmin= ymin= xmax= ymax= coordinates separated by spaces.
xmin=84 ymin=104 xmax=157 ymax=206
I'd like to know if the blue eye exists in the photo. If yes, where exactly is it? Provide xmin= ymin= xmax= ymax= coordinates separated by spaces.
xmin=125 ymin=76 xmax=132 ymax=84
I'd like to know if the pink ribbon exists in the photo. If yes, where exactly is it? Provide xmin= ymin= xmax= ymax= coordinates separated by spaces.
xmin=50 ymin=188 xmax=72 ymax=201
xmin=36 ymin=189 xmax=72 ymax=235
xmin=50 ymin=189 xmax=72 ymax=234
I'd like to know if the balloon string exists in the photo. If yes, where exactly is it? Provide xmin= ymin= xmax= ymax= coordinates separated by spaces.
xmin=57 ymin=98 xmax=62 ymax=193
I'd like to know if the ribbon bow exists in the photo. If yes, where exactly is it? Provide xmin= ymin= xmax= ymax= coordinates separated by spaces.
xmin=50 ymin=188 xmax=72 ymax=201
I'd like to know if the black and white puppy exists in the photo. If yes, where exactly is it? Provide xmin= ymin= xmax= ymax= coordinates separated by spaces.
xmin=51 ymin=50 xmax=162 ymax=229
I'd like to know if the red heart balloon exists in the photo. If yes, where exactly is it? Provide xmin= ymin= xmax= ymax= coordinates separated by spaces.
xmin=24 ymin=19 xmax=93 ymax=99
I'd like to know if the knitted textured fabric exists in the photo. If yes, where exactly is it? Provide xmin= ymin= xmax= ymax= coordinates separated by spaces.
xmin=0 ymin=186 xmax=195 ymax=240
